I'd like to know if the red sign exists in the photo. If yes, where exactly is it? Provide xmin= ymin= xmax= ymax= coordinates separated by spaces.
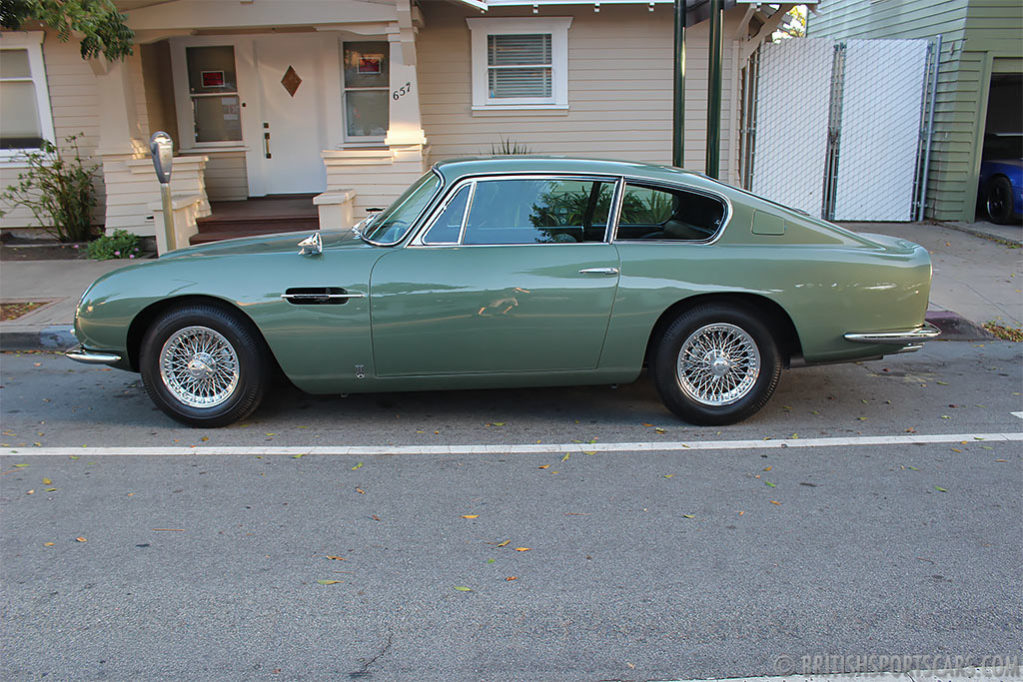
xmin=201 ymin=71 xmax=225 ymax=88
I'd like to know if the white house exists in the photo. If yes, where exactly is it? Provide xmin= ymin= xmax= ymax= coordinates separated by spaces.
xmin=1 ymin=0 xmax=795 ymax=251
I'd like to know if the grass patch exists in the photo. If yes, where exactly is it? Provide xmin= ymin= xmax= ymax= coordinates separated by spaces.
xmin=983 ymin=322 xmax=1023 ymax=342
xmin=0 ymin=301 xmax=52 ymax=321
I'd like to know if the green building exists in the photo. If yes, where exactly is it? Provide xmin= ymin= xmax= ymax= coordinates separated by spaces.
xmin=808 ymin=0 xmax=1023 ymax=222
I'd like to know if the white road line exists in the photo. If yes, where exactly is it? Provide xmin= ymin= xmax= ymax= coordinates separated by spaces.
xmin=1012 ymin=411 xmax=1023 ymax=420
xmin=2 ymin=432 xmax=1021 ymax=457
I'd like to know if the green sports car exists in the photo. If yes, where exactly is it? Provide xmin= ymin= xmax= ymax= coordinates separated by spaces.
xmin=66 ymin=157 xmax=939 ymax=427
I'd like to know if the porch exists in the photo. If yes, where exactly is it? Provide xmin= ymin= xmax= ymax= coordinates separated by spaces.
xmin=95 ymin=0 xmax=428 ymax=253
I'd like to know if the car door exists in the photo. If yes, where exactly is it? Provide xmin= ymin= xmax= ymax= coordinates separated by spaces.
xmin=369 ymin=175 xmax=622 ymax=377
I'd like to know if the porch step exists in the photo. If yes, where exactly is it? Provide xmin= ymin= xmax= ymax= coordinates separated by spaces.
xmin=189 ymin=195 xmax=319 ymax=245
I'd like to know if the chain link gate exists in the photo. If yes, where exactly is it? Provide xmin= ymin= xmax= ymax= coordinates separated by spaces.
xmin=739 ymin=37 xmax=940 ymax=222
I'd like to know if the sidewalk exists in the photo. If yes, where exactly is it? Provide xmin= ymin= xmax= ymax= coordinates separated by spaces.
xmin=1 ymin=221 xmax=1020 ymax=351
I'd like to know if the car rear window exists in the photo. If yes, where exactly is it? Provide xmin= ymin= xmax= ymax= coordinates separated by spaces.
xmin=615 ymin=183 xmax=725 ymax=242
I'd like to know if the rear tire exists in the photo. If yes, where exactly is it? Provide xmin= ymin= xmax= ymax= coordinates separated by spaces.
xmin=985 ymin=176 xmax=1016 ymax=225
xmin=140 ymin=303 xmax=269 ymax=427
xmin=651 ymin=304 xmax=781 ymax=425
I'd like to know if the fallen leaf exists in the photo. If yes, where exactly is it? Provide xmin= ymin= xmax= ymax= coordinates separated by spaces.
xmin=76 ymin=537 xmax=87 ymax=542
xmin=764 ymin=481 xmax=776 ymax=487
xmin=951 ymin=448 xmax=962 ymax=453
xmin=497 ymin=539 xmax=511 ymax=547
xmin=461 ymin=514 xmax=479 ymax=519
xmin=682 ymin=514 xmax=695 ymax=519
xmin=316 ymin=579 xmax=343 ymax=585
xmin=738 ymin=511 xmax=744 ymax=516
xmin=453 ymin=586 xmax=472 ymax=592
xmin=486 ymin=558 xmax=495 ymax=564
xmin=45 ymin=487 xmax=57 ymax=492
xmin=561 ymin=453 xmax=570 ymax=462
xmin=351 ymin=462 xmax=363 ymax=470
xmin=292 ymin=453 xmax=304 ymax=459
xmin=325 ymin=556 xmax=346 ymax=561
xmin=26 ymin=489 xmax=34 ymax=495
xmin=663 ymin=474 xmax=673 ymax=478
xmin=514 ymin=547 xmax=531 ymax=552
xmin=43 ymin=542 xmax=54 ymax=547
xmin=356 ymin=488 xmax=365 ymax=494
xmin=505 ymin=576 xmax=517 ymax=581
xmin=935 ymin=486 xmax=947 ymax=493
xmin=13 ymin=463 xmax=29 ymax=468
xmin=538 ymin=464 xmax=550 ymax=469
xmin=42 ymin=478 xmax=51 ymax=485
xmin=492 ymin=422 xmax=505 ymax=427
xmin=642 ymin=423 xmax=653 ymax=427
xmin=763 ymin=466 xmax=772 ymax=472
xmin=371 ymin=515 xmax=381 ymax=521
xmin=200 ymin=436 xmax=209 ymax=442
xmin=583 ymin=451 xmax=597 ymax=455
xmin=769 ymin=500 xmax=782 ymax=506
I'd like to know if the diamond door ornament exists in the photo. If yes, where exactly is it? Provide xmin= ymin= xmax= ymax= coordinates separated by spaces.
xmin=281 ymin=66 xmax=302 ymax=97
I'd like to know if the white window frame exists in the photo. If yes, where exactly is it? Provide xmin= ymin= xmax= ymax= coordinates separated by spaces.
xmin=466 ymin=17 xmax=572 ymax=111
xmin=0 ymin=31 xmax=56 ymax=163
xmin=169 ymin=36 xmax=252 ymax=152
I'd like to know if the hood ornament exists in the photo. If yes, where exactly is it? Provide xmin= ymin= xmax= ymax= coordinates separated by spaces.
xmin=297 ymin=232 xmax=322 ymax=256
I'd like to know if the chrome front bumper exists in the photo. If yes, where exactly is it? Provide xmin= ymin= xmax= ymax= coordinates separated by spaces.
xmin=65 ymin=345 xmax=122 ymax=365
xmin=844 ymin=322 xmax=941 ymax=346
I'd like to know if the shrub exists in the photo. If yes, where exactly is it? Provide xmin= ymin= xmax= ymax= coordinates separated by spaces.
xmin=86 ymin=229 xmax=141 ymax=260
xmin=0 ymin=134 xmax=98 ymax=242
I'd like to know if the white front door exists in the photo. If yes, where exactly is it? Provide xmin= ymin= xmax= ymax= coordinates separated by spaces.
xmin=251 ymin=35 xmax=328 ymax=195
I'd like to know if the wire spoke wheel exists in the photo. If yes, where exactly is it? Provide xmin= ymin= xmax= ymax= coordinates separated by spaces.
xmin=159 ymin=325 xmax=240 ymax=409
xmin=675 ymin=322 xmax=761 ymax=407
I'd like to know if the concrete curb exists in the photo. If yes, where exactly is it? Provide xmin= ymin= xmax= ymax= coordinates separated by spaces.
xmin=0 ymin=325 xmax=76 ymax=352
xmin=0 ymin=312 xmax=994 ymax=353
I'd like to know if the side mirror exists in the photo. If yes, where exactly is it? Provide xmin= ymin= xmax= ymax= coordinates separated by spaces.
xmin=149 ymin=131 xmax=174 ymax=185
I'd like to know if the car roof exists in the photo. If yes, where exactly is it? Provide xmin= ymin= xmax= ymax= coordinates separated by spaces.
xmin=432 ymin=156 xmax=718 ymax=188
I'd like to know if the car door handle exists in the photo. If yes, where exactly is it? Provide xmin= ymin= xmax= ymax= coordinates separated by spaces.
xmin=578 ymin=267 xmax=619 ymax=275
xmin=281 ymin=287 xmax=364 ymax=304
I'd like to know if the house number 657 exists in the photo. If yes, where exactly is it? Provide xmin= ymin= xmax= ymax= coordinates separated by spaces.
xmin=392 ymin=82 xmax=412 ymax=100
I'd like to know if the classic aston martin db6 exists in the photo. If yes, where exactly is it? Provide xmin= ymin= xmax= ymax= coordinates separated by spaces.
xmin=67 ymin=157 xmax=939 ymax=427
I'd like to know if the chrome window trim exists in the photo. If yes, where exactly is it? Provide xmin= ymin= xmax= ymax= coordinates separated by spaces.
xmin=408 ymin=172 xmax=624 ymax=248
xmin=610 ymin=177 xmax=733 ymax=246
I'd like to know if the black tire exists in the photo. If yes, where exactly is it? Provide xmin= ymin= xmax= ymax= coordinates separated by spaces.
xmin=650 ymin=303 xmax=782 ymax=426
xmin=139 ymin=303 xmax=270 ymax=427
xmin=985 ymin=175 xmax=1016 ymax=225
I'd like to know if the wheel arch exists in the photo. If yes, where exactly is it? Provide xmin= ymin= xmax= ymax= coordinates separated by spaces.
xmin=125 ymin=295 xmax=281 ymax=375
xmin=644 ymin=293 xmax=803 ymax=368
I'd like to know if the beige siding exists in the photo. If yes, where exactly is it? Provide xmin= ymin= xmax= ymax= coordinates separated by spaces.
xmin=1 ymin=31 xmax=103 ymax=230
xmin=201 ymin=152 xmax=248 ymax=201
xmin=323 ymin=147 xmax=427 ymax=218
xmin=417 ymin=3 xmax=740 ymax=179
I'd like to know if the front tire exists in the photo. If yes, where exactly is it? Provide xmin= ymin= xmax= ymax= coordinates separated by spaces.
xmin=985 ymin=176 xmax=1016 ymax=225
xmin=651 ymin=304 xmax=782 ymax=425
xmin=140 ymin=303 xmax=270 ymax=427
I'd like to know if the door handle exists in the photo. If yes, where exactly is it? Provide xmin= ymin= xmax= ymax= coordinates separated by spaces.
xmin=264 ymin=131 xmax=271 ymax=159
xmin=578 ymin=267 xmax=619 ymax=275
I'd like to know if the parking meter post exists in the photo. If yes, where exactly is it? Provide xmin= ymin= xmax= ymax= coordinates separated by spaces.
xmin=149 ymin=132 xmax=175 ymax=254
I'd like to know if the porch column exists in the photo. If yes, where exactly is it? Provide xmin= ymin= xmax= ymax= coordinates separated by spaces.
xmin=383 ymin=27 xmax=426 ymax=147
xmin=91 ymin=56 xmax=148 ymax=157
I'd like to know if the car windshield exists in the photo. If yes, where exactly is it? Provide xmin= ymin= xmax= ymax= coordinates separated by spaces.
xmin=360 ymin=171 xmax=442 ymax=245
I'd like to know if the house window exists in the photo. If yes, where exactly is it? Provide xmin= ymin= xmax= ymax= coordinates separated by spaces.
xmin=185 ymin=46 xmax=242 ymax=143
xmin=0 ymin=32 xmax=55 ymax=155
xmin=467 ymin=18 xmax=572 ymax=110
xmin=342 ymin=41 xmax=389 ymax=141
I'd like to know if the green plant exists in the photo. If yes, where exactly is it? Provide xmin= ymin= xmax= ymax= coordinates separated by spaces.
xmin=490 ymin=138 xmax=531 ymax=155
xmin=1 ymin=0 xmax=134 ymax=61
xmin=86 ymin=229 xmax=140 ymax=260
xmin=0 ymin=134 xmax=98 ymax=242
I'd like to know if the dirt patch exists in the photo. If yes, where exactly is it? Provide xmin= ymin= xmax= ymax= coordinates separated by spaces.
xmin=0 ymin=301 xmax=53 ymax=321
xmin=983 ymin=322 xmax=1023 ymax=342
xmin=0 ymin=241 xmax=89 ymax=261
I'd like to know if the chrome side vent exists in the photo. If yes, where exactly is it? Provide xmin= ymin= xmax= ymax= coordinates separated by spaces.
xmin=281 ymin=288 xmax=363 ymax=305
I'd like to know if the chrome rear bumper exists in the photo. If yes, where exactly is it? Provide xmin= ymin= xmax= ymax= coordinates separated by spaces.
xmin=844 ymin=322 xmax=941 ymax=345
xmin=65 ymin=345 xmax=122 ymax=365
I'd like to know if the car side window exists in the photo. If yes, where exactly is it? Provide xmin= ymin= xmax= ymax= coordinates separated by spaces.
xmin=461 ymin=178 xmax=615 ymax=245
xmin=616 ymin=183 xmax=725 ymax=241
xmin=423 ymin=184 xmax=471 ymax=244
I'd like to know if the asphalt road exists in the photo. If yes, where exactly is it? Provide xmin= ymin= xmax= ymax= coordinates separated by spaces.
xmin=1 ymin=341 xmax=1021 ymax=681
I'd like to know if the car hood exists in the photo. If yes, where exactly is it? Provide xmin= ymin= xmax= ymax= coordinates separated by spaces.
xmin=159 ymin=229 xmax=369 ymax=259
